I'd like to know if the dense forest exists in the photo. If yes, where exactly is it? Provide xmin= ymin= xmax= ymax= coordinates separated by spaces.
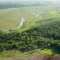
xmin=0 ymin=18 xmax=60 ymax=54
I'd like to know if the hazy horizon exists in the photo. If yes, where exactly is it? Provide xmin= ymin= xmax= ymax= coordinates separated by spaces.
xmin=0 ymin=0 xmax=60 ymax=2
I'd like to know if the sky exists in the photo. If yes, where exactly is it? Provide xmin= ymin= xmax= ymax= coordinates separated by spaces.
xmin=0 ymin=0 xmax=59 ymax=2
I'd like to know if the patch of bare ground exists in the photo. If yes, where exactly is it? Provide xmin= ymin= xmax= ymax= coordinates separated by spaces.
xmin=50 ymin=56 xmax=60 ymax=60
xmin=29 ymin=53 xmax=46 ymax=60
xmin=43 ymin=55 xmax=60 ymax=60
xmin=43 ymin=55 xmax=53 ymax=60
xmin=29 ymin=53 xmax=60 ymax=60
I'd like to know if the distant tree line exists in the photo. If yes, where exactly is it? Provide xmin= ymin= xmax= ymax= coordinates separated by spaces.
xmin=0 ymin=2 xmax=48 ymax=9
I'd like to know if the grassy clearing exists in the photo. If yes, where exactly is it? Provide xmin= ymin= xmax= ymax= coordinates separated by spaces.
xmin=0 ymin=50 xmax=32 ymax=60
xmin=35 ymin=49 xmax=53 ymax=55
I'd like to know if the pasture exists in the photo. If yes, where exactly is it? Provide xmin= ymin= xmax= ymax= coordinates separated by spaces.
xmin=0 ymin=6 xmax=60 ymax=32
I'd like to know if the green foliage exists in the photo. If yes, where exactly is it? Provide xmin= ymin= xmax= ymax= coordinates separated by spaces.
xmin=0 ymin=18 xmax=60 ymax=54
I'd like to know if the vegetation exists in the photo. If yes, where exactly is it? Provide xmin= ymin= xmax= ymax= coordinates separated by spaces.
xmin=0 ymin=50 xmax=32 ymax=60
xmin=0 ymin=1 xmax=60 ymax=60
xmin=0 ymin=18 xmax=60 ymax=55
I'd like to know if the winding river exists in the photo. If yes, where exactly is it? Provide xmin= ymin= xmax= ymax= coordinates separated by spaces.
xmin=11 ymin=18 xmax=25 ymax=30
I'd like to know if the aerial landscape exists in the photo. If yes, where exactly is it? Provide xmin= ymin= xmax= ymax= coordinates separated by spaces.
xmin=0 ymin=0 xmax=60 ymax=60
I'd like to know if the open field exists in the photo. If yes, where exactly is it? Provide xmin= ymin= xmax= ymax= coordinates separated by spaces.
xmin=0 ymin=6 xmax=60 ymax=32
